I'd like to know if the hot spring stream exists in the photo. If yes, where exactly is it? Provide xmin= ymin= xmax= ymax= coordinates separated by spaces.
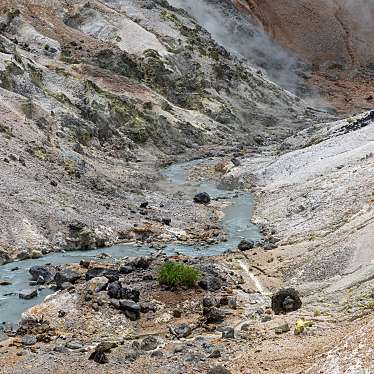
xmin=0 ymin=159 xmax=261 ymax=324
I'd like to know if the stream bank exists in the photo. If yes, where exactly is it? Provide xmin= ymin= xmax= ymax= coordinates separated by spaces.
xmin=0 ymin=158 xmax=261 ymax=324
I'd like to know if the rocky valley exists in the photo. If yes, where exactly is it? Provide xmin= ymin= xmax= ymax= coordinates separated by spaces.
xmin=0 ymin=1 xmax=373 ymax=373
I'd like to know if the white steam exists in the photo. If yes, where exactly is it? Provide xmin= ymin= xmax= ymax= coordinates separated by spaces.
xmin=168 ymin=0 xmax=303 ymax=92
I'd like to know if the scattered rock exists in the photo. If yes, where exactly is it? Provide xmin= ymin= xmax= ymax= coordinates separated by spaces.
xmin=79 ymin=260 xmax=91 ymax=268
xmin=238 ymin=240 xmax=255 ymax=251
xmin=140 ymin=336 xmax=159 ymax=351
xmin=169 ymin=323 xmax=192 ymax=339
xmin=119 ymin=265 xmax=133 ymax=274
xmin=22 ymin=335 xmax=37 ymax=346
xmin=125 ymin=351 xmax=142 ymax=362
xmin=0 ymin=279 xmax=12 ymax=286
xmin=19 ymin=288 xmax=38 ymax=300
xmin=54 ymin=269 xmax=81 ymax=289
xmin=271 ymin=288 xmax=302 ymax=314
xmin=173 ymin=309 xmax=182 ymax=318
xmin=231 ymin=158 xmax=240 ymax=167
xmin=58 ymin=310 xmax=66 ymax=318
xmin=95 ymin=341 xmax=117 ymax=353
xmin=107 ymin=282 xmax=140 ymax=302
xmin=29 ymin=265 xmax=55 ymax=284
xmin=204 ymin=308 xmax=226 ymax=324
xmin=221 ymin=327 xmax=235 ymax=339
xmin=150 ymin=350 xmax=163 ymax=357
xmin=227 ymin=297 xmax=237 ymax=309
xmin=199 ymin=276 xmax=222 ymax=291
xmin=60 ymin=282 xmax=73 ymax=290
xmin=173 ymin=344 xmax=184 ymax=353
xmin=208 ymin=349 xmax=222 ymax=358
xmin=89 ymin=351 xmax=108 ymax=364
xmin=274 ymin=323 xmax=290 ymax=334
xmin=130 ymin=257 xmax=152 ymax=270
xmin=85 ymin=268 xmax=120 ymax=282
xmin=87 ymin=276 xmax=108 ymax=292
xmin=240 ymin=323 xmax=250 ymax=331
xmin=119 ymin=300 xmax=141 ymax=320
xmin=203 ymin=297 xmax=218 ymax=308
xmin=140 ymin=302 xmax=157 ymax=313
xmin=66 ymin=340 xmax=84 ymax=350
xmin=162 ymin=218 xmax=171 ymax=226
xmin=208 ymin=366 xmax=231 ymax=374
xmin=194 ymin=192 xmax=211 ymax=204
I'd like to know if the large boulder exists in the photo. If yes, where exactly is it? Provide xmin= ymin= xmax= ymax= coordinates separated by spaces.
xmin=54 ymin=269 xmax=81 ymax=289
xmin=85 ymin=268 xmax=120 ymax=282
xmin=199 ymin=275 xmax=222 ymax=291
xmin=107 ymin=281 xmax=140 ymax=302
xmin=29 ymin=265 xmax=55 ymax=284
xmin=119 ymin=300 xmax=141 ymax=320
xmin=237 ymin=240 xmax=255 ymax=251
xmin=193 ymin=192 xmax=211 ymax=204
xmin=271 ymin=288 xmax=302 ymax=315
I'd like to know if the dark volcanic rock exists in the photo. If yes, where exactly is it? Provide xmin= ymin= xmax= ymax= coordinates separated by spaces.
xmin=89 ymin=351 xmax=108 ymax=364
xmin=162 ymin=218 xmax=171 ymax=226
xmin=169 ymin=323 xmax=192 ymax=339
xmin=107 ymin=282 xmax=140 ymax=302
xmin=130 ymin=257 xmax=152 ymax=270
xmin=29 ymin=265 xmax=55 ymax=284
xmin=140 ymin=302 xmax=156 ymax=313
xmin=194 ymin=192 xmax=211 ymax=204
xmin=85 ymin=268 xmax=120 ymax=282
xmin=199 ymin=275 xmax=222 ymax=291
xmin=140 ymin=336 xmax=159 ymax=351
xmin=119 ymin=265 xmax=134 ymax=274
xmin=221 ymin=327 xmax=235 ymax=339
xmin=208 ymin=366 xmax=231 ymax=374
xmin=140 ymin=202 xmax=149 ymax=208
xmin=119 ymin=300 xmax=141 ymax=320
xmin=204 ymin=308 xmax=226 ymax=324
xmin=203 ymin=297 xmax=219 ymax=308
xmin=231 ymin=158 xmax=240 ymax=167
xmin=237 ymin=240 xmax=255 ymax=251
xmin=271 ymin=288 xmax=302 ymax=315
xmin=54 ymin=269 xmax=81 ymax=289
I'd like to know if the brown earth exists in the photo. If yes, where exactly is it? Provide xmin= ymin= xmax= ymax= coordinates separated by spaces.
xmin=235 ymin=0 xmax=374 ymax=114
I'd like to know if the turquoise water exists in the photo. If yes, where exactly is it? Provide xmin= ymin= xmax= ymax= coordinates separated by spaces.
xmin=0 ymin=159 xmax=260 ymax=323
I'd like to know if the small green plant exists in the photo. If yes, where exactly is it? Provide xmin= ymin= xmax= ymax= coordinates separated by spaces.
xmin=157 ymin=261 xmax=200 ymax=288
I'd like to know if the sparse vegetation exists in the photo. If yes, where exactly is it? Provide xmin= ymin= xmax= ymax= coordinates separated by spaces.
xmin=157 ymin=261 xmax=201 ymax=288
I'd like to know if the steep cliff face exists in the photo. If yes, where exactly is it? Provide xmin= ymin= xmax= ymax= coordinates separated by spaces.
xmin=234 ymin=0 xmax=374 ymax=113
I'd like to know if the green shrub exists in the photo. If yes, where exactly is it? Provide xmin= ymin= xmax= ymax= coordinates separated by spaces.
xmin=157 ymin=261 xmax=201 ymax=288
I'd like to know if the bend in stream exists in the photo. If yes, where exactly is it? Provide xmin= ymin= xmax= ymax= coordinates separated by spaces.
xmin=0 ymin=158 xmax=261 ymax=324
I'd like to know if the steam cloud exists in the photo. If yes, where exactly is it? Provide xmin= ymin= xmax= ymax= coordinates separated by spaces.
xmin=168 ymin=0 xmax=374 ymax=95
xmin=167 ymin=0 xmax=303 ymax=93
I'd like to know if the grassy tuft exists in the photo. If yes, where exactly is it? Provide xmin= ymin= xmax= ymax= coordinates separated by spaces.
xmin=157 ymin=261 xmax=200 ymax=288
